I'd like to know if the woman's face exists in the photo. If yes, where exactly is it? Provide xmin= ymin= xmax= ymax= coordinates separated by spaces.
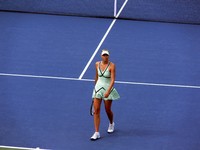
xmin=101 ymin=54 xmax=109 ymax=62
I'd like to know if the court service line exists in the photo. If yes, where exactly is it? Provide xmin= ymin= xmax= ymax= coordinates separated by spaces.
xmin=78 ymin=0 xmax=129 ymax=80
xmin=1 ymin=73 xmax=200 ymax=89
xmin=115 ymin=80 xmax=200 ymax=89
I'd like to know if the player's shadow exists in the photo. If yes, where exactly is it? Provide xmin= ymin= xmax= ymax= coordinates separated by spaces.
xmin=100 ymin=128 xmax=176 ymax=139
xmin=118 ymin=128 xmax=176 ymax=137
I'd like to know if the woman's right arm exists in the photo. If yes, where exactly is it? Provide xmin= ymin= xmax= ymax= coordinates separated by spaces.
xmin=94 ymin=62 xmax=98 ymax=84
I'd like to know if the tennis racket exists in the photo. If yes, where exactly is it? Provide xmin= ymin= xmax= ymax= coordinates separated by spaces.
xmin=90 ymin=100 xmax=94 ymax=116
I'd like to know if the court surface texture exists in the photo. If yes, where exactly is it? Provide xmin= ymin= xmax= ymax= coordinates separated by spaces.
xmin=0 ymin=11 xmax=200 ymax=150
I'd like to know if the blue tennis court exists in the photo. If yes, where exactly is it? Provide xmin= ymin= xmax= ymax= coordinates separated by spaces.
xmin=0 ymin=1 xmax=200 ymax=150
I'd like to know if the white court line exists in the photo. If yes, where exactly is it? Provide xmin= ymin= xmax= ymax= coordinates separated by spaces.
xmin=78 ymin=0 xmax=129 ymax=80
xmin=0 ymin=73 xmax=200 ymax=89
xmin=0 ymin=73 xmax=79 ymax=81
xmin=0 ymin=145 xmax=50 ymax=150
xmin=115 ymin=80 xmax=200 ymax=89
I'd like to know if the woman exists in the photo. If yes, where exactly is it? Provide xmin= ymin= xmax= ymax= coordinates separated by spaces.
xmin=90 ymin=49 xmax=120 ymax=140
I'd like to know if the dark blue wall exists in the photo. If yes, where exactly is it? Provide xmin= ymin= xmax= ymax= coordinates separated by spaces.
xmin=0 ymin=0 xmax=200 ymax=24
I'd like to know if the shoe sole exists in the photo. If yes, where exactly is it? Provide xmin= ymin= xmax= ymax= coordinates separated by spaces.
xmin=90 ymin=137 xmax=100 ymax=141
xmin=107 ymin=131 xmax=114 ymax=134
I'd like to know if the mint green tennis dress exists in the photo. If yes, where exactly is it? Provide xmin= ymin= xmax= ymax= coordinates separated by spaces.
xmin=92 ymin=61 xmax=120 ymax=100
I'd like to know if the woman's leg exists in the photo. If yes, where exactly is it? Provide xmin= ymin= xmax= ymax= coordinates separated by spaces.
xmin=104 ymin=100 xmax=115 ymax=133
xmin=93 ymin=98 xmax=102 ymax=132
xmin=104 ymin=100 xmax=113 ymax=124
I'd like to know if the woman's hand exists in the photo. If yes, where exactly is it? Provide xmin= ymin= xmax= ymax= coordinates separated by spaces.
xmin=104 ymin=91 xmax=110 ymax=98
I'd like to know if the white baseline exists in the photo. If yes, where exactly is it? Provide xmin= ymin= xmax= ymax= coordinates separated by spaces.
xmin=0 ymin=145 xmax=50 ymax=150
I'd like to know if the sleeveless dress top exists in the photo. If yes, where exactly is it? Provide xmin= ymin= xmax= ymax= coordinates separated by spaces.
xmin=92 ymin=61 xmax=120 ymax=100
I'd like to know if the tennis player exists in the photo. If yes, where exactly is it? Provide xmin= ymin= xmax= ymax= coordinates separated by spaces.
xmin=90 ymin=49 xmax=120 ymax=140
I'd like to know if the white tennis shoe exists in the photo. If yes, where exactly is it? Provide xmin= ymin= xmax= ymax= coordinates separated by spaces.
xmin=107 ymin=122 xmax=115 ymax=133
xmin=90 ymin=132 xmax=100 ymax=141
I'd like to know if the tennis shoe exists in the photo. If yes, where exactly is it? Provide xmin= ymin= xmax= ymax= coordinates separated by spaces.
xmin=90 ymin=132 xmax=100 ymax=141
xmin=107 ymin=122 xmax=115 ymax=133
